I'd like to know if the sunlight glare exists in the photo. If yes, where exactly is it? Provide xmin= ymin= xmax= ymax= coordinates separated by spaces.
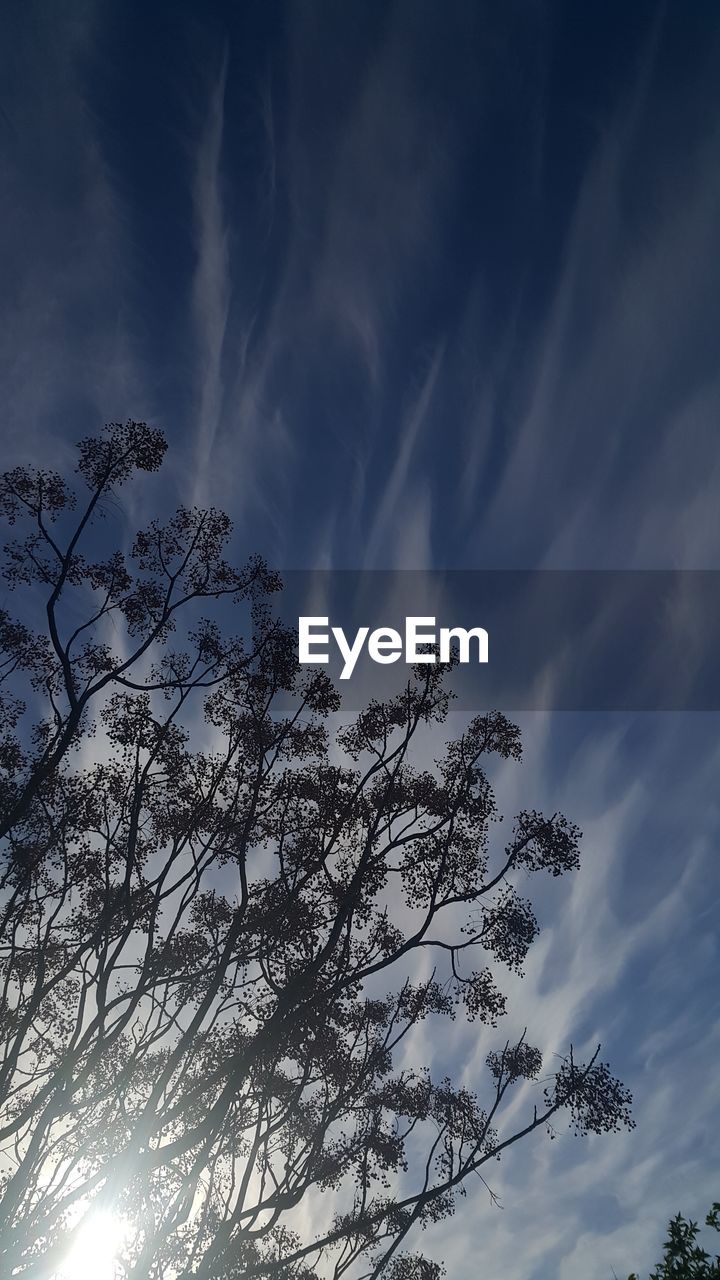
xmin=58 ymin=1210 xmax=127 ymax=1280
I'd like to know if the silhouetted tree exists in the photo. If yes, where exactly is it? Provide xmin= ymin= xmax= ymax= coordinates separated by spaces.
xmin=0 ymin=423 xmax=633 ymax=1279
xmin=628 ymin=1203 xmax=720 ymax=1279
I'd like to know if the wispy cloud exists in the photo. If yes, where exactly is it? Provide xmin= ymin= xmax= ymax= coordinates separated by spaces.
xmin=191 ymin=48 xmax=230 ymax=507
xmin=362 ymin=343 xmax=444 ymax=569
xmin=474 ymin=27 xmax=720 ymax=570
xmin=402 ymin=710 xmax=720 ymax=1279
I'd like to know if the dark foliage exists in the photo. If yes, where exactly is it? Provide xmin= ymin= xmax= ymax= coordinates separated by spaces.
xmin=0 ymin=424 xmax=632 ymax=1279
xmin=628 ymin=1203 xmax=720 ymax=1279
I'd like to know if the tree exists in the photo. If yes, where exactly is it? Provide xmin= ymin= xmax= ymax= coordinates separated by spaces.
xmin=628 ymin=1204 xmax=720 ymax=1279
xmin=0 ymin=422 xmax=633 ymax=1280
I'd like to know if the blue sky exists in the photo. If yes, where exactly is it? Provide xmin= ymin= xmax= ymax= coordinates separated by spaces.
xmin=2 ymin=2 xmax=720 ymax=1276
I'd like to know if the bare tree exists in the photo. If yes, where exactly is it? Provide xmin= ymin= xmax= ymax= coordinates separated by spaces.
xmin=0 ymin=423 xmax=633 ymax=1280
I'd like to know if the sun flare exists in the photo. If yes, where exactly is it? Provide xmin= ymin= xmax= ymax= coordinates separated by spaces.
xmin=58 ymin=1210 xmax=128 ymax=1280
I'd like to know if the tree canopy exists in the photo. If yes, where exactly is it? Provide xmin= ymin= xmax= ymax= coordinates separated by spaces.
xmin=0 ymin=423 xmax=633 ymax=1279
